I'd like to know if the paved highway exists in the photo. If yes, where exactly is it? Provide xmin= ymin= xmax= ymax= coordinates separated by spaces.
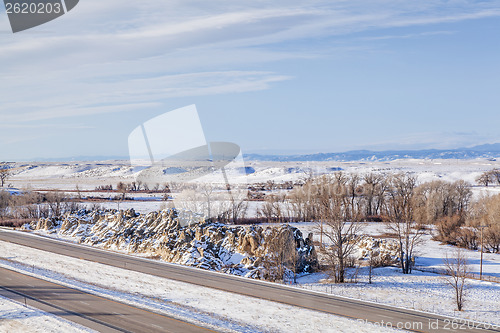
xmin=0 ymin=266 xmax=215 ymax=332
xmin=1 ymin=228 xmax=499 ymax=333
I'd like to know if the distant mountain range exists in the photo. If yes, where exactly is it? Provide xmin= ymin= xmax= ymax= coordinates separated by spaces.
xmin=244 ymin=143 xmax=500 ymax=162
xmin=18 ymin=143 xmax=500 ymax=163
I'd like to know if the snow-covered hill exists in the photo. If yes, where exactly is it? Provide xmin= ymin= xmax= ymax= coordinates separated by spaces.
xmin=6 ymin=159 xmax=500 ymax=194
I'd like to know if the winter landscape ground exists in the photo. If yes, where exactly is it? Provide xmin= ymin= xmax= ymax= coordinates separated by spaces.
xmin=1 ymin=158 xmax=500 ymax=332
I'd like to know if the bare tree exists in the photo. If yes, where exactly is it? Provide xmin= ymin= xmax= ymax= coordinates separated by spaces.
xmin=228 ymin=192 xmax=248 ymax=224
xmin=345 ymin=173 xmax=362 ymax=221
xmin=0 ymin=163 xmax=10 ymax=187
xmin=385 ymin=173 xmax=424 ymax=274
xmin=75 ymin=184 xmax=82 ymax=200
xmin=318 ymin=173 xmax=364 ymax=283
xmin=287 ymin=178 xmax=323 ymax=222
xmin=468 ymin=194 xmax=500 ymax=253
xmin=200 ymin=183 xmax=215 ymax=220
xmin=45 ymin=191 xmax=66 ymax=218
xmin=443 ymin=248 xmax=470 ymax=311
xmin=257 ymin=193 xmax=286 ymax=223
xmin=287 ymin=186 xmax=309 ymax=222
xmin=491 ymin=169 xmax=500 ymax=184
xmin=476 ymin=172 xmax=493 ymax=187
xmin=361 ymin=173 xmax=388 ymax=218
xmin=477 ymin=169 xmax=500 ymax=187
xmin=414 ymin=180 xmax=472 ymax=226
xmin=117 ymin=182 xmax=127 ymax=200
xmin=175 ymin=188 xmax=204 ymax=217
xmin=0 ymin=190 xmax=10 ymax=217
xmin=11 ymin=191 xmax=45 ymax=219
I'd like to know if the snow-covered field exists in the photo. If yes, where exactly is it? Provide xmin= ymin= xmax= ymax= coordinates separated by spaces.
xmin=7 ymin=158 xmax=500 ymax=191
xmin=5 ymin=159 xmax=500 ymax=224
xmin=295 ymin=267 xmax=500 ymax=326
xmin=0 ymin=295 xmax=94 ymax=333
xmin=5 ymin=158 xmax=500 ymax=220
xmin=0 ymin=238 xmax=402 ymax=333
xmin=290 ymin=222 xmax=500 ymax=279
xmin=3 ymin=158 xmax=500 ymax=331
xmin=285 ymin=222 xmax=500 ymax=325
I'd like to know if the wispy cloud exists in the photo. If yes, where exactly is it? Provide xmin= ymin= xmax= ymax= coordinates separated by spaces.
xmin=0 ymin=123 xmax=94 ymax=129
xmin=1 ymin=0 xmax=500 ymax=123
xmin=0 ymin=71 xmax=291 ymax=122
xmin=361 ymin=30 xmax=456 ymax=41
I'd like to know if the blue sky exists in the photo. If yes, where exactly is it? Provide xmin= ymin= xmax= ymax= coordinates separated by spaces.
xmin=1 ymin=1 xmax=500 ymax=160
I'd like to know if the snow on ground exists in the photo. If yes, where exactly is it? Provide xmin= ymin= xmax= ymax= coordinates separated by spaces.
xmin=414 ymin=233 xmax=500 ymax=279
xmin=4 ymin=159 xmax=500 ymax=330
xmin=8 ymin=158 xmax=500 ymax=192
xmin=289 ymin=222 xmax=500 ymax=279
xmin=281 ymin=222 xmax=500 ymax=325
xmin=0 ymin=295 xmax=95 ymax=333
xmin=0 ymin=238 xmax=403 ymax=333
xmin=7 ymin=159 xmax=500 ymax=217
xmin=295 ymin=266 xmax=500 ymax=326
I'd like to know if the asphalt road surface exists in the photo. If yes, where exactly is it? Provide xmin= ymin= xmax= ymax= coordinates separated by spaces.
xmin=0 ymin=266 xmax=215 ymax=333
xmin=1 ymin=228 xmax=499 ymax=333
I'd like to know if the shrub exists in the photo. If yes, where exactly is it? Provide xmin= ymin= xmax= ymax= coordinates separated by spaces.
xmin=435 ymin=215 xmax=463 ymax=244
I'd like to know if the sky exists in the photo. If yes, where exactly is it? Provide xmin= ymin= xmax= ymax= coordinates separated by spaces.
xmin=1 ymin=0 xmax=500 ymax=160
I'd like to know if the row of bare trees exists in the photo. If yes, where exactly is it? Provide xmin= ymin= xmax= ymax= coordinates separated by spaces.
xmin=0 ymin=190 xmax=83 ymax=220
xmin=262 ymin=173 xmax=426 ymax=281
xmin=260 ymin=173 xmax=471 ymax=224
xmin=256 ymin=171 xmax=500 ymax=282
xmin=175 ymin=183 xmax=249 ymax=224
xmin=316 ymin=173 xmax=427 ymax=279
xmin=466 ymin=194 xmax=500 ymax=253
xmin=116 ymin=181 xmax=171 ymax=195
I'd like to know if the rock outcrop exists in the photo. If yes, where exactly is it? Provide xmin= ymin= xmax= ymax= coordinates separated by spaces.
xmin=25 ymin=209 xmax=318 ymax=281
xmin=356 ymin=236 xmax=399 ymax=265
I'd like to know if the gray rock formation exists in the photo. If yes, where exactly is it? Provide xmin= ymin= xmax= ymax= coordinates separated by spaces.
xmin=26 ymin=209 xmax=318 ymax=281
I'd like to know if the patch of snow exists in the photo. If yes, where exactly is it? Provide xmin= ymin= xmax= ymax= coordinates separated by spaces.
xmin=295 ymin=266 xmax=500 ymax=327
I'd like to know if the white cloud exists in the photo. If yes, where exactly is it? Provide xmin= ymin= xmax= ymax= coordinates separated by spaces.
xmin=361 ymin=30 xmax=456 ymax=41
xmin=0 ymin=123 xmax=94 ymax=129
xmin=1 ymin=0 xmax=499 ymax=124
xmin=0 ymin=71 xmax=291 ymax=122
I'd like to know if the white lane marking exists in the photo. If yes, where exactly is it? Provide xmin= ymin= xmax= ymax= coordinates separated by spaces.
xmin=379 ymin=315 xmax=393 ymax=319
xmin=112 ymin=312 xmax=127 ymax=317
